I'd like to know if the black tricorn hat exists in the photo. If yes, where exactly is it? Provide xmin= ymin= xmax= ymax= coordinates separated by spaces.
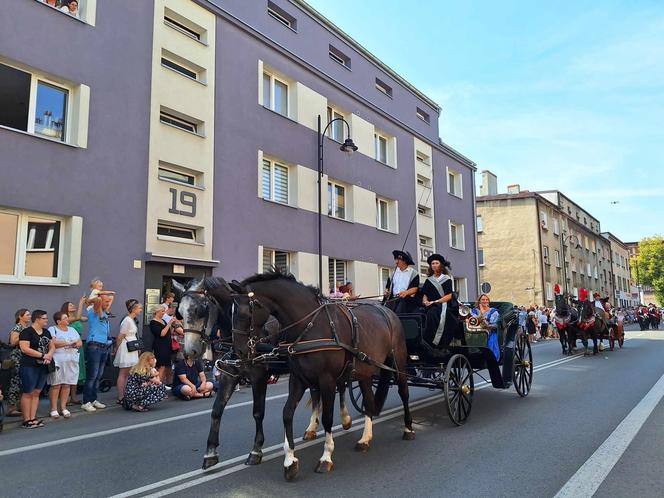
xmin=427 ymin=253 xmax=450 ymax=267
xmin=392 ymin=250 xmax=415 ymax=266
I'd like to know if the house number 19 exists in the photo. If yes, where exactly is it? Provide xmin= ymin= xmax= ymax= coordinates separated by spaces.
xmin=168 ymin=188 xmax=197 ymax=217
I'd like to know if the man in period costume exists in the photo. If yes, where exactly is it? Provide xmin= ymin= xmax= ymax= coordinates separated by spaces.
xmin=420 ymin=254 xmax=461 ymax=348
xmin=384 ymin=250 xmax=420 ymax=314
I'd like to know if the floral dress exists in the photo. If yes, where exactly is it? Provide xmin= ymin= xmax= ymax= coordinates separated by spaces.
xmin=124 ymin=373 xmax=167 ymax=408
xmin=6 ymin=324 xmax=25 ymax=406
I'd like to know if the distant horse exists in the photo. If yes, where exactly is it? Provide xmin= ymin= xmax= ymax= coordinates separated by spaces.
xmin=552 ymin=292 xmax=578 ymax=355
xmin=206 ymin=269 xmax=414 ymax=480
xmin=575 ymin=299 xmax=608 ymax=356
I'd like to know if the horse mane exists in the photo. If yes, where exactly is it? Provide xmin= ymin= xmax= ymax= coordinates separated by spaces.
xmin=240 ymin=267 xmax=322 ymax=300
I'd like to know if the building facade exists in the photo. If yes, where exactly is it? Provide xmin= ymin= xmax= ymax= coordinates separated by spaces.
xmin=0 ymin=0 xmax=478 ymax=332
xmin=477 ymin=173 xmax=615 ymax=307
xmin=601 ymin=232 xmax=637 ymax=307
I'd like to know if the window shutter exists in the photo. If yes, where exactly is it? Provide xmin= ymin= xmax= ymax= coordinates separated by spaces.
xmin=262 ymin=160 xmax=271 ymax=200
xmin=273 ymin=164 xmax=288 ymax=203
xmin=262 ymin=249 xmax=273 ymax=271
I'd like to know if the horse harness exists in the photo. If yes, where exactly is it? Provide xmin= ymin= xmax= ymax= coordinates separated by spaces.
xmin=227 ymin=288 xmax=402 ymax=378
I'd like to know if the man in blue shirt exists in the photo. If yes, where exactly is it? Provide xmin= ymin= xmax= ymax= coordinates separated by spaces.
xmin=82 ymin=295 xmax=114 ymax=412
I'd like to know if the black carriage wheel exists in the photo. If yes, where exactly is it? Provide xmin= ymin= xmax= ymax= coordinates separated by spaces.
xmin=347 ymin=378 xmax=367 ymax=416
xmin=444 ymin=354 xmax=473 ymax=426
xmin=513 ymin=332 xmax=533 ymax=397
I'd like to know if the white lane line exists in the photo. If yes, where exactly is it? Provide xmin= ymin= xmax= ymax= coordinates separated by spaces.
xmin=554 ymin=370 xmax=664 ymax=498
xmin=0 ymin=392 xmax=289 ymax=457
xmin=115 ymin=354 xmax=583 ymax=498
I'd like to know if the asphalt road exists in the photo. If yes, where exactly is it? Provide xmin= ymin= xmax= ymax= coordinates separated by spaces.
xmin=2 ymin=323 xmax=664 ymax=498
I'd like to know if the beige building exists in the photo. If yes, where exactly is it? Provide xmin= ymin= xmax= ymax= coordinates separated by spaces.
xmin=602 ymin=232 xmax=637 ymax=307
xmin=476 ymin=172 xmax=615 ymax=307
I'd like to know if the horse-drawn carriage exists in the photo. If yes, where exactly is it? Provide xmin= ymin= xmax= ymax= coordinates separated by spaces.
xmin=347 ymin=301 xmax=533 ymax=426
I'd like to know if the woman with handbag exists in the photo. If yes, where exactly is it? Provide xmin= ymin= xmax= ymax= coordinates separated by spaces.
xmin=113 ymin=300 xmax=143 ymax=405
xmin=150 ymin=305 xmax=177 ymax=386
xmin=47 ymin=312 xmax=82 ymax=419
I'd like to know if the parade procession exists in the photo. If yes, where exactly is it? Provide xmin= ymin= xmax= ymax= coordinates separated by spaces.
xmin=1 ymin=1 xmax=664 ymax=497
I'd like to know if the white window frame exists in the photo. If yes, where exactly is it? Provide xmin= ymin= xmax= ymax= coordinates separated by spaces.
xmin=262 ymin=248 xmax=290 ymax=273
xmin=554 ymin=250 xmax=561 ymax=268
xmin=0 ymin=208 xmax=65 ymax=284
xmin=326 ymin=106 xmax=347 ymax=143
xmin=376 ymin=197 xmax=389 ymax=231
xmin=446 ymin=168 xmax=463 ymax=198
xmin=262 ymin=71 xmax=289 ymax=117
xmin=156 ymin=221 xmax=201 ymax=245
xmin=327 ymin=181 xmax=347 ymax=220
xmin=374 ymin=132 xmax=388 ymax=164
xmin=543 ymin=245 xmax=550 ymax=265
xmin=476 ymin=215 xmax=483 ymax=233
xmin=416 ymin=151 xmax=431 ymax=166
xmin=328 ymin=258 xmax=347 ymax=293
xmin=416 ymin=175 xmax=431 ymax=188
xmin=262 ymin=158 xmax=289 ymax=205
xmin=164 ymin=9 xmax=206 ymax=42
xmin=540 ymin=210 xmax=548 ymax=230
xmin=379 ymin=267 xmax=391 ymax=294
xmin=159 ymin=110 xmax=199 ymax=135
xmin=546 ymin=282 xmax=554 ymax=301
xmin=478 ymin=249 xmax=485 ymax=267
xmin=454 ymin=277 xmax=468 ymax=302
xmin=0 ymin=62 xmax=73 ymax=144
xmin=587 ymin=263 xmax=592 ymax=276
xmin=449 ymin=221 xmax=465 ymax=251
xmin=553 ymin=218 xmax=560 ymax=235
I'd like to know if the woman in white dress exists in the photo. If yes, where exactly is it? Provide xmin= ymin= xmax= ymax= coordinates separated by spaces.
xmin=114 ymin=300 xmax=143 ymax=405
xmin=48 ymin=312 xmax=83 ymax=418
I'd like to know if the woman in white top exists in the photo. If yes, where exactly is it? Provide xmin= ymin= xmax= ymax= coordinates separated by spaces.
xmin=114 ymin=300 xmax=143 ymax=405
xmin=48 ymin=311 xmax=82 ymax=418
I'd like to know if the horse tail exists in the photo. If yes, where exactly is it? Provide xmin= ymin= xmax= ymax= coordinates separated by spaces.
xmin=373 ymin=355 xmax=394 ymax=415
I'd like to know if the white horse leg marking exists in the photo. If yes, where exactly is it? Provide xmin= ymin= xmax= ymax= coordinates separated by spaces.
xmin=340 ymin=402 xmax=352 ymax=428
xmin=358 ymin=416 xmax=373 ymax=444
xmin=319 ymin=432 xmax=335 ymax=463
xmin=283 ymin=434 xmax=298 ymax=468
xmin=305 ymin=404 xmax=320 ymax=433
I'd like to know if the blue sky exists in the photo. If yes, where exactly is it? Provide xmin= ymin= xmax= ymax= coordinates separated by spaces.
xmin=307 ymin=0 xmax=663 ymax=242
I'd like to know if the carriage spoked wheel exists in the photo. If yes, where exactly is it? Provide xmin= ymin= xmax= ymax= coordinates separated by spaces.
xmin=347 ymin=377 xmax=379 ymax=416
xmin=513 ymin=332 xmax=533 ymax=397
xmin=444 ymin=354 xmax=474 ymax=426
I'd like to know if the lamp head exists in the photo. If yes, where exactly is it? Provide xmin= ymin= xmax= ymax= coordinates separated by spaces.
xmin=340 ymin=138 xmax=358 ymax=157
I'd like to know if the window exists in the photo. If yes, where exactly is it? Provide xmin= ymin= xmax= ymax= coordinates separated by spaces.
xmin=36 ymin=0 xmax=92 ymax=22
xmin=159 ymin=111 xmax=198 ymax=134
xmin=447 ymin=168 xmax=463 ymax=198
xmin=546 ymin=282 xmax=554 ymax=301
xmin=416 ymin=175 xmax=431 ymax=188
xmin=327 ymin=182 xmax=346 ymax=219
xmin=418 ymin=205 xmax=431 ymax=217
xmin=416 ymin=107 xmax=430 ymax=124
xmin=262 ymin=72 xmax=289 ymax=117
xmin=160 ymin=50 xmax=204 ymax=82
xmin=449 ymin=222 xmax=465 ymax=250
xmin=376 ymin=198 xmax=389 ymax=230
xmin=375 ymin=78 xmax=393 ymax=97
xmin=164 ymin=8 xmax=206 ymax=42
xmin=554 ymin=250 xmax=561 ymax=268
xmin=543 ymin=246 xmax=550 ymax=265
xmin=476 ymin=215 xmax=483 ymax=233
xmin=0 ymin=209 xmax=82 ymax=284
xmin=267 ymin=1 xmax=297 ymax=30
xmin=262 ymin=159 xmax=289 ymax=204
xmin=540 ymin=210 xmax=548 ymax=230
xmin=587 ymin=263 xmax=592 ymax=276
xmin=262 ymin=248 xmax=289 ymax=273
xmin=374 ymin=133 xmax=388 ymax=164
xmin=158 ymin=165 xmax=196 ymax=186
xmin=329 ymin=45 xmax=351 ymax=69
xmin=478 ymin=249 xmax=485 ymax=267
xmin=416 ymin=151 xmax=431 ymax=166
xmin=594 ymin=266 xmax=598 ymax=279
xmin=157 ymin=222 xmax=197 ymax=241
xmin=553 ymin=218 xmax=560 ymax=235
xmin=327 ymin=106 xmax=346 ymax=142
xmin=0 ymin=63 xmax=70 ymax=143
xmin=328 ymin=259 xmax=347 ymax=293
xmin=453 ymin=277 xmax=468 ymax=302
xmin=379 ymin=267 xmax=391 ymax=292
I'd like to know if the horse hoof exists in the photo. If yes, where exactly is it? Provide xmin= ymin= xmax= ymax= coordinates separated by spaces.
xmin=342 ymin=417 xmax=352 ymax=431
xmin=202 ymin=455 xmax=219 ymax=470
xmin=245 ymin=452 xmax=262 ymax=466
xmin=284 ymin=461 xmax=299 ymax=481
xmin=355 ymin=442 xmax=370 ymax=452
xmin=402 ymin=431 xmax=416 ymax=441
xmin=303 ymin=431 xmax=317 ymax=441
xmin=314 ymin=461 xmax=333 ymax=473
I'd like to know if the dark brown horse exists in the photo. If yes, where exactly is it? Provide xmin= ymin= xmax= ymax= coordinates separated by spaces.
xmin=206 ymin=270 xmax=414 ymax=481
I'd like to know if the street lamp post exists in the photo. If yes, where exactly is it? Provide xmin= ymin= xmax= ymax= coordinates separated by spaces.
xmin=561 ymin=230 xmax=581 ymax=295
xmin=317 ymin=114 xmax=358 ymax=292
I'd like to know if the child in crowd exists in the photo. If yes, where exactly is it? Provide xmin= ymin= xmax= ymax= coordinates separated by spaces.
xmin=86 ymin=278 xmax=116 ymax=306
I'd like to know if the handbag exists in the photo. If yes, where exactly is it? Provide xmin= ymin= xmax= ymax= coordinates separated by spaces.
xmin=171 ymin=336 xmax=181 ymax=352
xmin=126 ymin=339 xmax=144 ymax=352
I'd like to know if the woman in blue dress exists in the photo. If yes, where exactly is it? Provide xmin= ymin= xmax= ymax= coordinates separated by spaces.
xmin=471 ymin=294 xmax=500 ymax=360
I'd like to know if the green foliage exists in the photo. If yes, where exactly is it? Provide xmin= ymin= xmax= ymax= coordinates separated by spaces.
xmin=631 ymin=236 xmax=664 ymax=305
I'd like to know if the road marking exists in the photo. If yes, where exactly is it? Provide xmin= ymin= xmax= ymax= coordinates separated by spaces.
xmin=113 ymin=354 xmax=583 ymax=498
xmin=0 ymin=392 xmax=289 ymax=457
xmin=554 ymin=370 xmax=664 ymax=498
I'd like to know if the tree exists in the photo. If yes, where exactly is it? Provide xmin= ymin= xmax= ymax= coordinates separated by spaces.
xmin=631 ymin=236 xmax=664 ymax=305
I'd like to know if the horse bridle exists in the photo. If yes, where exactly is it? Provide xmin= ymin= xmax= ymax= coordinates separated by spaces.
xmin=180 ymin=290 xmax=212 ymax=348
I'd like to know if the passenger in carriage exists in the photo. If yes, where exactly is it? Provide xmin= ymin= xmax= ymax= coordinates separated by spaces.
xmin=420 ymin=254 xmax=461 ymax=348
xmin=471 ymin=294 xmax=500 ymax=360
xmin=384 ymin=250 xmax=420 ymax=314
